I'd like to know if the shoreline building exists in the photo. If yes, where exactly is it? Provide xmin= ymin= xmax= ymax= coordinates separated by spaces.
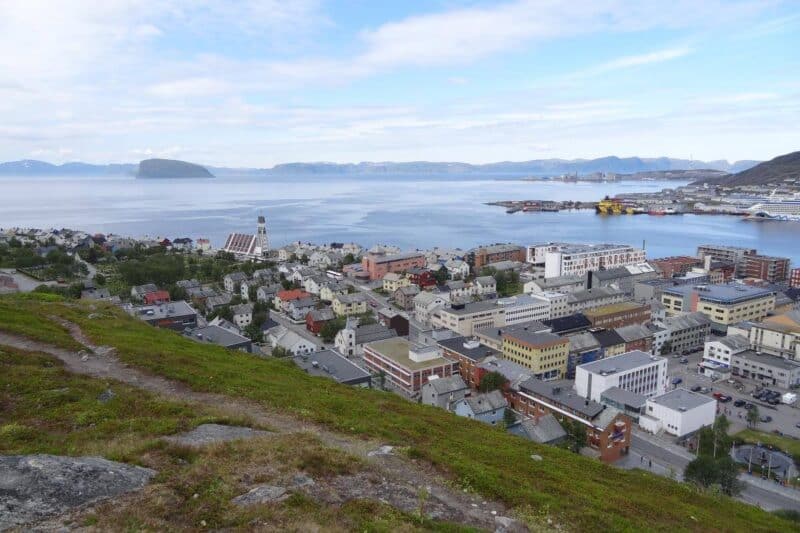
xmin=527 ymin=242 xmax=646 ymax=279
xmin=221 ymin=215 xmax=270 ymax=259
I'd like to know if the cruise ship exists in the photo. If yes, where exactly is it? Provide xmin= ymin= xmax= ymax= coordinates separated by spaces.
xmin=747 ymin=193 xmax=800 ymax=221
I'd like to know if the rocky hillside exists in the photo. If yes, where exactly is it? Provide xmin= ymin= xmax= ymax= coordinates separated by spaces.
xmin=693 ymin=151 xmax=800 ymax=187
xmin=0 ymin=294 xmax=794 ymax=532
xmin=136 ymin=158 xmax=214 ymax=178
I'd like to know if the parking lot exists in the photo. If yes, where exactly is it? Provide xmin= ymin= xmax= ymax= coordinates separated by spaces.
xmin=667 ymin=349 xmax=800 ymax=439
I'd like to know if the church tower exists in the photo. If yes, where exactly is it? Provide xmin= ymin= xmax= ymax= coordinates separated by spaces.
xmin=257 ymin=214 xmax=269 ymax=256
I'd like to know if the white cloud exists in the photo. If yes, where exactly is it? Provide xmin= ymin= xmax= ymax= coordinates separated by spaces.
xmin=580 ymin=47 xmax=693 ymax=76
xmin=147 ymin=77 xmax=232 ymax=98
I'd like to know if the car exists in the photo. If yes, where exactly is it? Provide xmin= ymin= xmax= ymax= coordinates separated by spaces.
xmin=690 ymin=385 xmax=702 ymax=392
xmin=713 ymin=392 xmax=724 ymax=399
xmin=733 ymin=399 xmax=746 ymax=407
xmin=768 ymin=398 xmax=780 ymax=405
xmin=744 ymin=403 xmax=755 ymax=410
xmin=679 ymin=357 xmax=688 ymax=364
xmin=760 ymin=415 xmax=773 ymax=423
xmin=795 ymin=422 xmax=800 ymax=429
xmin=671 ymin=377 xmax=683 ymax=385
xmin=719 ymin=395 xmax=732 ymax=403
xmin=700 ymin=387 xmax=712 ymax=394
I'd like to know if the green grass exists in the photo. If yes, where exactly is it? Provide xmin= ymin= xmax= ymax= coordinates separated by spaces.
xmin=735 ymin=429 xmax=800 ymax=459
xmin=0 ymin=294 xmax=794 ymax=532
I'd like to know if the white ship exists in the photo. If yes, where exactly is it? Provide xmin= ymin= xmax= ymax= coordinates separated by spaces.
xmin=747 ymin=191 xmax=800 ymax=221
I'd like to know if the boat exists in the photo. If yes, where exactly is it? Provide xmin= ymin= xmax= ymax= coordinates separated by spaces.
xmin=746 ymin=192 xmax=800 ymax=221
xmin=596 ymin=197 xmax=643 ymax=215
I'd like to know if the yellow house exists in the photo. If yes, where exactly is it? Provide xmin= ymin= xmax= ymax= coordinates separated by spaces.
xmin=382 ymin=272 xmax=411 ymax=292
xmin=502 ymin=329 xmax=569 ymax=381
xmin=661 ymin=283 xmax=775 ymax=332
xmin=332 ymin=293 xmax=369 ymax=316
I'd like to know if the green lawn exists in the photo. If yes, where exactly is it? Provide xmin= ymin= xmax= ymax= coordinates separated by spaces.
xmin=0 ymin=294 xmax=794 ymax=532
xmin=735 ymin=429 xmax=800 ymax=459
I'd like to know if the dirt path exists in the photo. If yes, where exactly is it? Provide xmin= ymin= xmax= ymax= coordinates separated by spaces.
xmin=0 ymin=325 xmax=524 ymax=531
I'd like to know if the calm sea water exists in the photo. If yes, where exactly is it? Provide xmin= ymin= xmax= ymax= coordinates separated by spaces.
xmin=1 ymin=175 xmax=798 ymax=264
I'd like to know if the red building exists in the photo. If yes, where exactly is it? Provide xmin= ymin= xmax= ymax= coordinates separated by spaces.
xmin=467 ymin=244 xmax=526 ymax=271
xmin=437 ymin=337 xmax=500 ymax=389
xmin=361 ymin=252 xmax=426 ymax=281
xmin=649 ymin=256 xmax=702 ymax=278
xmin=306 ymin=308 xmax=335 ymax=334
xmin=143 ymin=290 xmax=171 ymax=305
xmin=407 ymin=268 xmax=437 ymax=289
xmin=742 ymin=254 xmax=790 ymax=283
xmin=363 ymin=338 xmax=459 ymax=395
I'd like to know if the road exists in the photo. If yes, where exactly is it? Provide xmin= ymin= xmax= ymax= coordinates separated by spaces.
xmin=622 ymin=431 xmax=800 ymax=511
xmin=666 ymin=348 xmax=800 ymax=438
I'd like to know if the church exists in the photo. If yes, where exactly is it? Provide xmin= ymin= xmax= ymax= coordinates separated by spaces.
xmin=221 ymin=215 xmax=269 ymax=259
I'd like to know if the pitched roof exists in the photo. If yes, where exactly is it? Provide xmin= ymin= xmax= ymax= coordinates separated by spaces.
xmin=460 ymin=390 xmax=507 ymax=414
xmin=514 ymin=414 xmax=567 ymax=444
xmin=354 ymin=323 xmax=396 ymax=344
xmin=425 ymin=375 xmax=468 ymax=394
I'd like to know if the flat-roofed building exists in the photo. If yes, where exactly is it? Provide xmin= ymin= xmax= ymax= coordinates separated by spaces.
xmin=741 ymin=254 xmax=790 ymax=283
xmin=293 ymin=349 xmax=372 ymax=387
xmin=696 ymin=244 xmax=756 ymax=276
xmin=640 ymin=388 xmax=716 ymax=437
xmin=731 ymin=350 xmax=800 ymax=389
xmin=129 ymin=300 xmax=198 ymax=331
xmin=749 ymin=311 xmax=800 ymax=360
xmin=438 ymin=336 xmax=500 ymax=389
xmin=362 ymin=251 xmax=426 ymax=280
xmin=502 ymin=326 xmax=569 ymax=380
xmin=529 ymin=242 xmax=646 ymax=279
xmin=467 ymin=243 xmax=526 ymax=271
xmin=430 ymin=300 xmax=505 ymax=336
xmin=575 ymin=350 xmax=668 ymax=402
xmin=583 ymin=301 xmax=651 ymax=329
xmin=496 ymin=294 xmax=551 ymax=324
xmin=661 ymin=283 xmax=775 ymax=333
xmin=363 ymin=338 xmax=459 ymax=396
xmin=659 ymin=312 xmax=711 ymax=355
xmin=566 ymin=287 xmax=627 ymax=314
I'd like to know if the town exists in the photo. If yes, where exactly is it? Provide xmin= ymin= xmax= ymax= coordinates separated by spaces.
xmin=2 ymin=216 xmax=800 ymax=513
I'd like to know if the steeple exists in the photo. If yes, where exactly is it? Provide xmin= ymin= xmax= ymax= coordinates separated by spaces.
xmin=257 ymin=214 xmax=269 ymax=256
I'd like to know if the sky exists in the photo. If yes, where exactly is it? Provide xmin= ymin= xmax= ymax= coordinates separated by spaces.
xmin=0 ymin=0 xmax=798 ymax=167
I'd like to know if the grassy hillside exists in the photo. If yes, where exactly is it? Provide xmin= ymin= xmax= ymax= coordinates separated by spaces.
xmin=0 ymin=294 xmax=794 ymax=532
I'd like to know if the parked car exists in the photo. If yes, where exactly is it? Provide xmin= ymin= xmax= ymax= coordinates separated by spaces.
xmin=760 ymin=415 xmax=773 ymax=423
xmin=700 ymin=387 xmax=712 ymax=394
xmin=744 ymin=403 xmax=755 ymax=410
xmin=733 ymin=399 xmax=746 ymax=407
xmin=691 ymin=385 xmax=702 ymax=392
xmin=679 ymin=357 xmax=688 ymax=364
xmin=672 ymin=377 xmax=683 ymax=385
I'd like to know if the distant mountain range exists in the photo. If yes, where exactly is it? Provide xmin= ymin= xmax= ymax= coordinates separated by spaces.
xmin=691 ymin=151 xmax=800 ymax=187
xmin=0 ymin=155 xmax=761 ymax=178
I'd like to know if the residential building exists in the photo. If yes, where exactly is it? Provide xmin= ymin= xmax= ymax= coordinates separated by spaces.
xmin=474 ymin=276 xmax=498 ymax=297
xmin=256 ymin=284 xmax=281 ymax=303
xmin=658 ymin=312 xmax=711 ymax=355
xmin=649 ymin=256 xmax=703 ymax=279
xmin=287 ymin=296 xmax=317 ymax=321
xmin=502 ymin=326 xmax=569 ymax=380
xmin=467 ymin=243 xmax=526 ymax=271
xmin=748 ymin=312 xmax=800 ymax=359
xmin=454 ymin=390 xmax=508 ymax=425
xmin=741 ymin=254 xmax=790 ymax=283
xmin=184 ymin=325 xmax=252 ymax=352
xmin=362 ymin=251 xmax=426 ymax=280
xmin=512 ymin=378 xmax=632 ymax=462
xmin=444 ymin=258 xmax=471 ymax=279
xmin=661 ymin=283 xmax=775 ymax=333
xmin=130 ymin=283 xmax=158 ymax=301
xmin=407 ymin=267 xmax=437 ymax=289
xmin=522 ymin=291 xmax=569 ymax=319
xmin=332 ymin=293 xmax=368 ymax=316
xmin=615 ymin=323 xmax=654 ymax=354
xmin=266 ymin=325 xmax=319 ymax=355
xmin=575 ymin=350 xmax=668 ymax=402
xmin=413 ymin=291 xmax=448 ymax=324
xmin=231 ymin=303 xmax=254 ymax=329
xmin=590 ymin=328 xmax=628 ymax=358
xmin=497 ymin=294 xmax=551 ymax=324
xmin=363 ymin=338 xmax=459 ymax=396
xmin=438 ymin=336 xmax=501 ymax=389
xmin=431 ymin=300 xmax=506 ymax=336
xmin=731 ymin=350 xmax=800 ymax=389
xmin=334 ymin=321 xmax=396 ymax=357
xmin=566 ymin=287 xmax=627 ymax=314
xmin=702 ymin=335 xmax=751 ymax=367
xmin=143 ymin=290 xmax=170 ymax=305
xmin=509 ymin=414 xmax=567 ymax=445
xmin=422 ymin=375 xmax=469 ymax=410
xmin=273 ymin=289 xmax=313 ymax=314
xmin=394 ymin=285 xmax=420 ymax=310
xmin=583 ymin=302 xmax=651 ymax=329
xmin=293 ymin=350 xmax=372 ymax=387
xmin=791 ymin=268 xmax=800 ymax=288
xmin=376 ymin=308 xmax=409 ymax=336
xmin=319 ymin=281 xmax=348 ymax=303
xmin=205 ymin=293 xmax=233 ymax=314
xmin=696 ymin=244 xmax=756 ymax=276
xmin=382 ymin=272 xmax=411 ymax=292
xmin=524 ymin=274 xmax=586 ymax=295
xmin=129 ymin=301 xmax=198 ymax=331
xmin=527 ymin=242 xmax=646 ymax=279
xmin=223 ymin=272 xmax=248 ymax=293
xmin=640 ymin=389 xmax=716 ymax=437
xmin=306 ymin=308 xmax=335 ymax=334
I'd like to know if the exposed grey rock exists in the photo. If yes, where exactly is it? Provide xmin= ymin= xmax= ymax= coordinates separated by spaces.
xmin=231 ymin=485 xmax=287 ymax=506
xmin=162 ymin=424 xmax=271 ymax=447
xmin=0 ymin=454 xmax=155 ymax=531
xmin=97 ymin=389 xmax=116 ymax=403
xmin=530 ymin=454 xmax=543 ymax=461
xmin=93 ymin=346 xmax=117 ymax=357
xmin=291 ymin=473 xmax=315 ymax=488
xmin=367 ymin=445 xmax=394 ymax=457
xmin=494 ymin=515 xmax=527 ymax=533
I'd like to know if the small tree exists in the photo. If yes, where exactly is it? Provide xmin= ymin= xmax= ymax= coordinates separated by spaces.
xmin=478 ymin=371 xmax=507 ymax=392
xmin=659 ymin=340 xmax=673 ymax=356
xmin=503 ymin=408 xmax=516 ymax=429
xmin=746 ymin=405 xmax=759 ymax=429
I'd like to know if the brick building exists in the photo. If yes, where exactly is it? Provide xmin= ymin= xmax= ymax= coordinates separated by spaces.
xmin=438 ymin=336 xmax=500 ymax=389
xmin=741 ymin=254 xmax=790 ymax=283
xmin=361 ymin=252 xmax=426 ymax=280
xmin=649 ymin=256 xmax=703 ymax=278
xmin=363 ymin=338 xmax=459 ymax=396
xmin=467 ymin=243 xmax=526 ymax=271
xmin=583 ymin=302 xmax=651 ymax=329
